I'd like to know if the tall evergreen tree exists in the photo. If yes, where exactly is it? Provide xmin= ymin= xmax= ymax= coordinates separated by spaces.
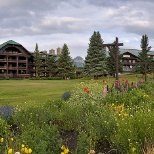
xmin=106 ymin=43 xmax=123 ymax=77
xmin=137 ymin=34 xmax=151 ymax=81
xmin=57 ymin=44 xmax=75 ymax=79
xmin=34 ymin=43 xmax=41 ymax=77
xmin=84 ymin=31 xmax=107 ymax=79
xmin=46 ymin=56 xmax=57 ymax=77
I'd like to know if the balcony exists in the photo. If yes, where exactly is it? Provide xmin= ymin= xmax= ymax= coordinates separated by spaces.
xmin=8 ymin=59 xmax=17 ymax=62
xmin=0 ymin=66 xmax=7 ymax=69
xmin=0 ymin=59 xmax=7 ymax=62
xmin=18 ymin=67 xmax=26 ymax=70
xmin=8 ymin=67 xmax=17 ymax=70
xmin=18 ymin=60 xmax=26 ymax=63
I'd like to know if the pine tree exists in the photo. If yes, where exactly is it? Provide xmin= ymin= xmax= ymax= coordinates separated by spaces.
xmin=84 ymin=31 xmax=107 ymax=79
xmin=106 ymin=43 xmax=122 ymax=76
xmin=34 ymin=43 xmax=41 ymax=77
xmin=137 ymin=34 xmax=151 ymax=81
xmin=57 ymin=44 xmax=75 ymax=79
xmin=46 ymin=55 xmax=57 ymax=77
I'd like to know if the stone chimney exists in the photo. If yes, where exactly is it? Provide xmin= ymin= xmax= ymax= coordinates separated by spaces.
xmin=49 ymin=49 xmax=55 ymax=55
xmin=57 ymin=47 xmax=61 ymax=55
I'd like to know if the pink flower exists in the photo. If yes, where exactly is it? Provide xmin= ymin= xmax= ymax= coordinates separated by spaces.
xmin=103 ymin=85 xmax=108 ymax=98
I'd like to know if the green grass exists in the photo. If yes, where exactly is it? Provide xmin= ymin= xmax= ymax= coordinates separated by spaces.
xmin=0 ymin=79 xmax=83 ymax=107
xmin=0 ymin=73 xmax=153 ymax=107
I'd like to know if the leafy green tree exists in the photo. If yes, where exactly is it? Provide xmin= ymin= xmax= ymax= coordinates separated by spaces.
xmin=137 ymin=34 xmax=152 ymax=81
xmin=106 ymin=43 xmax=123 ymax=77
xmin=34 ymin=43 xmax=41 ymax=77
xmin=46 ymin=55 xmax=57 ymax=77
xmin=84 ymin=31 xmax=107 ymax=79
xmin=57 ymin=44 xmax=75 ymax=79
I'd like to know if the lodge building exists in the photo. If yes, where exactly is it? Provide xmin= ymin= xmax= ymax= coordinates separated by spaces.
xmin=120 ymin=49 xmax=154 ymax=73
xmin=0 ymin=40 xmax=61 ymax=78
xmin=0 ymin=40 xmax=33 ymax=78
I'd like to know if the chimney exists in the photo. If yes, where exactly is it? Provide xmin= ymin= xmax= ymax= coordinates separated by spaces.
xmin=57 ymin=47 xmax=61 ymax=55
xmin=49 ymin=49 xmax=55 ymax=55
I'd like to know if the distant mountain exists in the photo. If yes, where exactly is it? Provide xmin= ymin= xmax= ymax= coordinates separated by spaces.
xmin=73 ymin=56 xmax=84 ymax=68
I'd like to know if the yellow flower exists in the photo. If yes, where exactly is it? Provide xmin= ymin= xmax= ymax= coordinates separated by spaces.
xmin=111 ymin=103 xmax=115 ymax=107
xmin=11 ymin=138 xmax=14 ymax=141
xmin=21 ymin=144 xmax=25 ymax=148
xmin=28 ymin=148 xmax=32 ymax=153
xmin=61 ymin=152 xmax=65 ymax=154
xmin=21 ymin=148 xmax=25 ymax=153
xmin=124 ymin=113 xmax=128 ymax=117
xmin=24 ymin=147 xmax=29 ymax=153
xmin=64 ymin=148 xmax=69 ymax=154
xmin=8 ymin=148 xmax=13 ymax=154
xmin=61 ymin=145 xmax=66 ymax=150
xmin=132 ymin=147 xmax=136 ymax=152
xmin=0 ymin=137 xmax=4 ymax=142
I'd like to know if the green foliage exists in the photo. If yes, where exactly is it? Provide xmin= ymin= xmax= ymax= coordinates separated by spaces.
xmin=34 ymin=43 xmax=41 ymax=77
xmin=137 ymin=34 xmax=152 ymax=81
xmin=1 ymin=79 xmax=154 ymax=153
xmin=46 ymin=56 xmax=58 ymax=77
xmin=57 ymin=44 xmax=75 ymax=79
xmin=107 ymin=44 xmax=123 ymax=76
xmin=84 ymin=31 xmax=107 ymax=79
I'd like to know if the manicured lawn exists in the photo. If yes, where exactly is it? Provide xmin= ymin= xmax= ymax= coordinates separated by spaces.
xmin=0 ymin=79 xmax=82 ymax=107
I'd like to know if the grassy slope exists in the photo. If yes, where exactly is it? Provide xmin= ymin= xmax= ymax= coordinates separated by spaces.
xmin=0 ymin=74 xmax=153 ymax=107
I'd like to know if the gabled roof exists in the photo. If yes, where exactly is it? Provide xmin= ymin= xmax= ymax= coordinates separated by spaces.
xmin=0 ymin=40 xmax=21 ymax=49
xmin=119 ymin=49 xmax=141 ymax=57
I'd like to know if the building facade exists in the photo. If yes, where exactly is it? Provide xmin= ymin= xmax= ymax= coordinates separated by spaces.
xmin=0 ymin=40 xmax=61 ymax=78
xmin=0 ymin=40 xmax=33 ymax=78
xmin=120 ymin=49 xmax=154 ymax=73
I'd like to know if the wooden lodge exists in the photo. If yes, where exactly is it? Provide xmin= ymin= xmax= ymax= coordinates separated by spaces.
xmin=0 ymin=40 xmax=33 ymax=78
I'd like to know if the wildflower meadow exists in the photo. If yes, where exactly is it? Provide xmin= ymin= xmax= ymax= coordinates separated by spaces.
xmin=0 ymin=78 xmax=154 ymax=154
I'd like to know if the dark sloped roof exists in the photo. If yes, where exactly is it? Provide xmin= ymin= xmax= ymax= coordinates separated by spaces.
xmin=0 ymin=40 xmax=21 ymax=49
xmin=106 ymin=48 xmax=154 ymax=57
xmin=119 ymin=49 xmax=141 ymax=57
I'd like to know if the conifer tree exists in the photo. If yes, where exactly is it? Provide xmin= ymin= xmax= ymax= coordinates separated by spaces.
xmin=46 ymin=55 xmax=57 ymax=77
xmin=106 ymin=43 xmax=122 ymax=76
xmin=34 ymin=43 xmax=41 ymax=77
xmin=57 ymin=44 xmax=75 ymax=79
xmin=137 ymin=34 xmax=151 ymax=81
xmin=84 ymin=31 xmax=107 ymax=79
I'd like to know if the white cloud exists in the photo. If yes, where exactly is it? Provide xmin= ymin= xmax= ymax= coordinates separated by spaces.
xmin=1 ymin=0 xmax=154 ymax=58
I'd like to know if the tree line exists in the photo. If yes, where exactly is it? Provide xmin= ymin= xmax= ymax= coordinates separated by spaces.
xmin=34 ymin=32 xmax=154 ymax=81
xmin=34 ymin=43 xmax=75 ymax=79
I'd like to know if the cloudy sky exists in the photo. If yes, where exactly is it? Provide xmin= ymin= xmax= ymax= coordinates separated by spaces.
xmin=0 ymin=0 xmax=154 ymax=59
